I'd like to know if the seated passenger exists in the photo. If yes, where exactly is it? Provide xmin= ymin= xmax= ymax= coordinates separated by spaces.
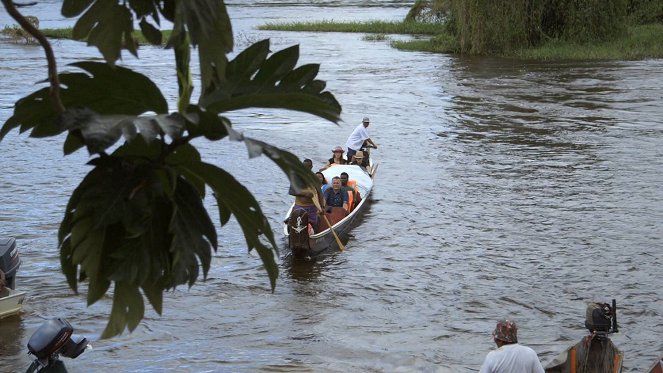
xmin=323 ymin=176 xmax=348 ymax=212
xmin=350 ymin=151 xmax=367 ymax=169
xmin=339 ymin=172 xmax=359 ymax=211
xmin=316 ymin=171 xmax=331 ymax=194
xmin=320 ymin=146 xmax=347 ymax=171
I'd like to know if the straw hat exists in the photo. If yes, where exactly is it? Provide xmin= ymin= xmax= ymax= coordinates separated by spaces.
xmin=332 ymin=146 xmax=344 ymax=153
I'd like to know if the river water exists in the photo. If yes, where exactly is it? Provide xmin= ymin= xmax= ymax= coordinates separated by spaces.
xmin=1 ymin=1 xmax=661 ymax=372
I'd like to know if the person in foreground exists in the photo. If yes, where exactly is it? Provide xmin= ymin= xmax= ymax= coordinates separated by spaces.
xmin=346 ymin=117 xmax=377 ymax=160
xmin=479 ymin=320 xmax=545 ymax=373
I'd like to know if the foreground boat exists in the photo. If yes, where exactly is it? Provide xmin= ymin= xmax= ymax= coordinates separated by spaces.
xmin=0 ymin=237 xmax=25 ymax=319
xmin=284 ymin=162 xmax=377 ymax=258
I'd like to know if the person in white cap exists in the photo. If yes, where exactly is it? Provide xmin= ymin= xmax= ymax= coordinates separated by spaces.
xmin=346 ymin=116 xmax=378 ymax=160
xmin=479 ymin=320 xmax=544 ymax=373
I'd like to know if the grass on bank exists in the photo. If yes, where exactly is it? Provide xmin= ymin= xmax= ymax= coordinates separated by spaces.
xmin=258 ymin=20 xmax=440 ymax=35
xmin=510 ymin=23 xmax=663 ymax=60
xmin=37 ymin=28 xmax=173 ymax=45
xmin=261 ymin=20 xmax=663 ymax=61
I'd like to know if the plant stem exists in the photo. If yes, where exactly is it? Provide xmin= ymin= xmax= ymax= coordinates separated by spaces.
xmin=1 ymin=0 xmax=65 ymax=114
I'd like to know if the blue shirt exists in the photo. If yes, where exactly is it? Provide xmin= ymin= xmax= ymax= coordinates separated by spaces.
xmin=324 ymin=187 xmax=348 ymax=208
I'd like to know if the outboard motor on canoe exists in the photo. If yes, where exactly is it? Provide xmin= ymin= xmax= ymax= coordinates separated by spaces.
xmin=544 ymin=300 xmax=622 ymax=373
xmin=27 ymin=318 xmax=89 ymax=373
xmin=584 ymin=299 xmax=618 ymax=339
xmin=287 ymin=208 xmax=311 ymax=257
xmin=0 ymin=237 xmax=21 ymax=291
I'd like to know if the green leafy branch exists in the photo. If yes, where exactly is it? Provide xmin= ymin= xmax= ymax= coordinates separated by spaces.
xmin=1 ymin=0 xmax=340 ymax=338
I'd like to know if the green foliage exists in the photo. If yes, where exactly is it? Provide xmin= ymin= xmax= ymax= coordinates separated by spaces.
xmin=1 ymin=15 xmax=39 ymax=44
xmin=627 ymin=0 xmax=663 ymax=24
xmin=512 ymin=23 xmax=663 ymax=60
xmin=362 ymin=33 xmax=389 ymax=41
xmin=540 ymin=0 xmax=628 ymax=43
xmin=416 ymin=0 xmax=631 ymax=54
xmin=446 ymin=0 xmax=548 ymax=54
xmin=1 ymin=0 xmax=341 ymax=338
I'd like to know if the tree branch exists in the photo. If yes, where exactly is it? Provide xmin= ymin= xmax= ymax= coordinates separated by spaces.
xmin=1 ymin=0 xmax=65 ymax=114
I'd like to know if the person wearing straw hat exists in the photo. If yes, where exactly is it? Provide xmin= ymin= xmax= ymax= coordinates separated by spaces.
xmin=346 ymin=117 xmax=377 ymax=160
xmin=320 ymin=146 xmax=348 ymax=171
xmin=479 ymin=320 xmax=544 ymax=373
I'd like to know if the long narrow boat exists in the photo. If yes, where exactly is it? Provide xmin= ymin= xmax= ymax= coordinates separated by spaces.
xmin=283 ymin=159 xmax=377 ymax=258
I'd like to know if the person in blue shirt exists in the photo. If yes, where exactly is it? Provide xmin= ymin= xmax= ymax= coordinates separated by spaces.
xmin=323 ymin=176 xmax=348 ymax=212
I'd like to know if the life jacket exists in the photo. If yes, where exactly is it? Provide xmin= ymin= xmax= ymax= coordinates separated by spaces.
xmin=346 ymin=180 xmax=358 ymax=211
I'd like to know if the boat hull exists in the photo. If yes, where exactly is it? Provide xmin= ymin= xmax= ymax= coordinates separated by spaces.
xmin=0 ymin=288 xmax=26 ymax=319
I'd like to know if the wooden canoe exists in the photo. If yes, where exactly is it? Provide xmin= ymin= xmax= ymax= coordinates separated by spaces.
xmin=284 ymin=162 xmax=376 ymax=258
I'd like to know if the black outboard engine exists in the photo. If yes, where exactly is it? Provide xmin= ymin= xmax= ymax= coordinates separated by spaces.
xmin=27 ymin=318 xmax=89 ymax=373
xmin=585 ymin=299 xmax=619 ymax=339
xmin=0 ymin=237 xmax=21 ymax=291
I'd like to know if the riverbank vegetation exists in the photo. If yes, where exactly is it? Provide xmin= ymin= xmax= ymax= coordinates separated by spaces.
xmin=2 ymin=25 xmax=174 ymax=45
xmin=260 ymin=0 xmax=663 ymax=60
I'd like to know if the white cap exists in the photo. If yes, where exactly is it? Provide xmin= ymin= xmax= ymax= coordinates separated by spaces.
xmin=362 ymin=117 xmax=369 ymax=123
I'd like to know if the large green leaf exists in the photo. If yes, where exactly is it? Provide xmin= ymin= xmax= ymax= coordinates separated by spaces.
xmin=2 ymin=62 xmax=168 ymax=143
xmin=201 ymin=40 xmax=341 ymax=123
xmin=169 ymin=177 xmax=217 ymax=287
xmin=61 ymin=0 xmax=94 ymax=17
xmin=169 ymin=0 xmax=233 ymax=93
xmin=139 ymin=18 xmax=162 ymax=45
xmin=102 ymin=281 xmax=145 ymax=339
xmin=179 ymin=162 xmax=278 ymax=290
xmin=72 ymin=0 xmax=137 ymax=63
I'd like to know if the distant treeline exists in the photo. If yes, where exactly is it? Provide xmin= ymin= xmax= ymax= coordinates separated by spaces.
xmin=406 ymin=0 xmax=663 ymax=54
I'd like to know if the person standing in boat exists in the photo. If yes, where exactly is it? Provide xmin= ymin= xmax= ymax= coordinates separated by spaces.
xmin=479 ymin=320 xmax=545 ymax=373
xmin=320 ymin=146 xmax=347 ymax=171
xmin=323 ymin=176 xmax=349 ymax=213
xmin=346 ymin=117 xmax=377 ymax=160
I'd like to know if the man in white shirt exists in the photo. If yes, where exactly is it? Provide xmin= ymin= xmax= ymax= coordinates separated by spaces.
xmin=346 ymin=116 xmax=378 ymax=160
xmin=479 ymin=320 xmax=545 ymax=373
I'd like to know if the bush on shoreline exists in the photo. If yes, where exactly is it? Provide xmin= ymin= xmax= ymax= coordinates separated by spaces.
xmin=260 ymin=20 xmax=663 ymax=61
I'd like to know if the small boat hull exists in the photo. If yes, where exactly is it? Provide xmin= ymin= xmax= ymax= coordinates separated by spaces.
xmin=0 ymin=288 xmax=26 ymax=318
xmin=649 ymin=357 xmax=663 ymax=373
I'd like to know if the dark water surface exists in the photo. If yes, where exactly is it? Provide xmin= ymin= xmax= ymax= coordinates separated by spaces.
xmin=1 ymin=2 xmax=662 ymax=372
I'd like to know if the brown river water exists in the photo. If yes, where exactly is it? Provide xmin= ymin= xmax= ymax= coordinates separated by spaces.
xmin=1 ymin=1 xmax=661 ymax=372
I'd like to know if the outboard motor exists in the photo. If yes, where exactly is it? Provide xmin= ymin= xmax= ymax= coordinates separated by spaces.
xmin=0 ymin=237 xmax=21 ymax=290
xmin=27 ymin=318 xmax=89 ymax=373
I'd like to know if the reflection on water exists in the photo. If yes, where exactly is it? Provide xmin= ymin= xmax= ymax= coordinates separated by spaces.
xmin=1 ymin=2 xmax=663 ymax=372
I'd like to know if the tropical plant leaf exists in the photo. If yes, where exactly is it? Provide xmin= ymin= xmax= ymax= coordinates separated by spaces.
xmin=128 ymin=0 xmax=159 ymax=19
xmin=61 ymin=0 xmax=94 ymax=17
xmin=201 ymin=41 xmax=341 ymax=123
xmin=170 ymin=177 xmax=217 ymax=287
xmin=179 ymin=162 xmax=278 ymax=290
xmin=139 ymin=18 xmax=162 ymax=45
xmin=182 ymin=105 xmax=230 ymax=141
xmin=102 ymin=281 xmax=145 ymax=339
xmin=253 ymin=45 xmax=299 ymax=85
xmin=169 ymin=0 xmax=233 ymax=93
xmin=1 ymin=62 xmax=168 ymax=145
xmin=72 ymin=0 xmax=137 ymax=63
